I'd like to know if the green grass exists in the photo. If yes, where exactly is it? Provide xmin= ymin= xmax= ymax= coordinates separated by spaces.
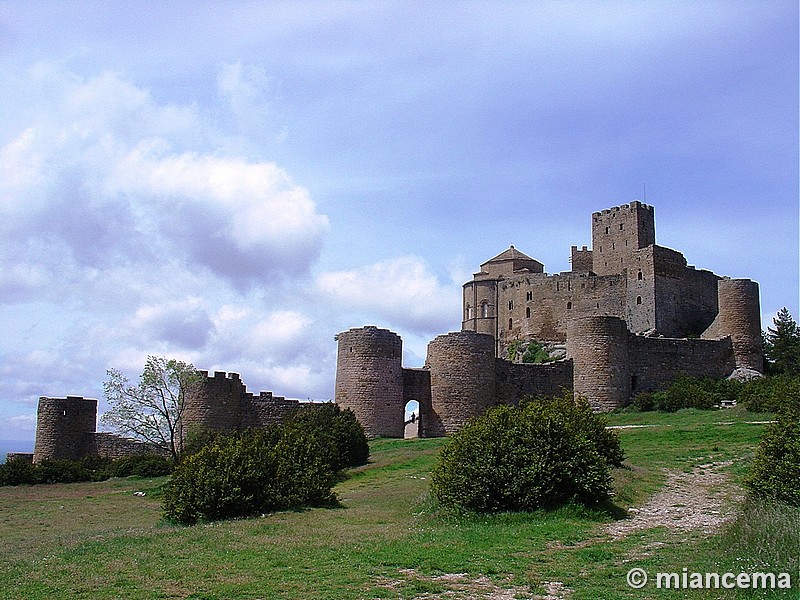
xmin=0 ymin=408 xmax=798 ymax=599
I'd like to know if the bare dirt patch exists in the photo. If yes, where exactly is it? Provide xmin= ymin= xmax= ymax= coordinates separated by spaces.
xmin=605 ymin=461 xmax=743 ymax=538
xmin=375 ymin=568 xmax=547 ymax=599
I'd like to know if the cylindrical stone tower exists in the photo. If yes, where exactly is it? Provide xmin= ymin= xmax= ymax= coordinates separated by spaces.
xmin=566 ymin=316 xmax=630 ymax=411
xmin=33 ymin=396 xmax=97 ymax=463
xmin=710 ymin=279 xmax=764 ymax=372
xmin=335 ymin=326 xmax=405 ymax=438
xmin=426 ymin=331 xmax=496 ymax=436
xmin=181 ymin=371 xmax=245 ymax=440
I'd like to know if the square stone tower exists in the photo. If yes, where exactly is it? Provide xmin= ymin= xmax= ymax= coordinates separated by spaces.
xmin=591 ymin=201 xmax=655 ymax=276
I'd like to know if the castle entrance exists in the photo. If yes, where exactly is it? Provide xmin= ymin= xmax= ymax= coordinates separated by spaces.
xmin=404 ymin=400 xmax=419 ymax=439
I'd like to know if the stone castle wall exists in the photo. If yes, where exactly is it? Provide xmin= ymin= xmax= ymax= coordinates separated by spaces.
xmin=402 ymin=368 xmax=432 ymax=437
xmin=31 ymin=396 xmax=169 ymax=463
xmin=334 ymin=326 xmax=405 ymax=438
xmin=26 ymin=370 xmax=305 ymax=463
xmin=495 ymin=359 xmax=574 ymax=405
xmin=590 ymin=202 xmax=655 ymax=276
xmin=702 ymin=278 xmax=764 ymax=372
xmin=181 ymin=371 xmax=302 ymax=437
xmin=426 ymin=331 xmax=497 ymax=436
xmin=87 ymin=433 xmax=170 ymax=460
xmin=34 ymin=396 xmax=98 ymax=463
xmin=566 ymin=316 xmax=632 ymax=411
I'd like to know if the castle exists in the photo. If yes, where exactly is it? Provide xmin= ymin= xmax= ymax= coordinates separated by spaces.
xmin=14 ymin=201 xmax=764 ymax=462
xmin=19 ymin=373 xmax=304 ymax=463
xmin=335 ymin=201 xmax=763 ymax=437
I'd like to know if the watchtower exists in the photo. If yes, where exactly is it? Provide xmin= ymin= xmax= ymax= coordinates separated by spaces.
xmin=334 ymin=326 xmax=405 ymax=438
xmin=426 ymin=331 xmax=496 ymax=436
xmin=591 ymin=201 xmax=655 ymax=276
xmin=33 ymin=396 xmax=98 ymax=463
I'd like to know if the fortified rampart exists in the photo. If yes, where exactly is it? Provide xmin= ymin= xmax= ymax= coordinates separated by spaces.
xmin=180 ymin=371 xmax=302 ymax=438
xmin=25 ymin=372 xmax=304 ymax=464
xmin=19 ymin=200 xmax=765 ymax=457
xmin=31 ymin=396 xmax=167 ymax=463
xmin=336 ymin=201 xmax=764 ymax=435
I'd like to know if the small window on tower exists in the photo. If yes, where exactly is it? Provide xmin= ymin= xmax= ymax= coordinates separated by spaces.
xmin=620 ymin=223 xmax=624 ymax=230
xmin=526 ymin=307 xmax=531 ymax=318
xmin=508 ymin=300 xmax=514 ymax=310
xmin=638 ymin=271 xmax=643 ymax=280
xmin=508 ymin=318 xmax=513 ymax=330
xmin=636 ymin=296 xmax=642 ymax=305
xmin=605 ymin=226 xmax=609 ymax=234
xmin=567 ymin=301 xmax=572 ymax=310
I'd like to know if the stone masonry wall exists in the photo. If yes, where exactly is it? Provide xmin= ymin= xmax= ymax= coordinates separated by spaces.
xmin=87 ymin=432 xmax=170 ymax=460
xmin=426 ymin=331 xmax=496 ymax=436
xmin=34 ymin=396 xmax=98 ymax=463
xmin=334 ymin=326 xmax=405 ymax=438
xmin=566 ymin=316 xmax=631 ymax=411
xmin=630 ymin=336 xmax=736 ymax=394
xmin=182 ymin=371 xmax=246 ymax=435
xmin=702 ymin=278 xmax=763 ymax=372
xmin=241 ymin=392 xmax=302 ymax=427
xmin=402 ymin=368 xmax=432 ymax=437
xmin=495 ymin=359 xmax=574 ymax=405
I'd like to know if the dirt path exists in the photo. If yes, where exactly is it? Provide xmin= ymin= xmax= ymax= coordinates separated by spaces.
xmin=605 ymin=460 xmax=742 ymax=538
xmin=378 ymin=462 xmax=742 ymax=599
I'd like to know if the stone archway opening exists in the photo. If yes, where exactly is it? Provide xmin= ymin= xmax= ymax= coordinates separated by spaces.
xmin=404 ymin=400 xmax=419 ymax=439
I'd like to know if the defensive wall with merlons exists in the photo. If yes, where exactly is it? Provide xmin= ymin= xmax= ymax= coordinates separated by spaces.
xmin=335 ymin=201 xmax=764 ymax=436
xmin=13 ymin=201 xmax=765 ymax=461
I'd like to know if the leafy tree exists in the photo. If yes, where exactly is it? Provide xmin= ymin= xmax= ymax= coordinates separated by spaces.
xmin=764 ymin=308 xmax=800 ymax=375
xmin=102 ymin=356 xmax=203 ymax=461
xmin=521 ymin=341 xmax=553 ymax=364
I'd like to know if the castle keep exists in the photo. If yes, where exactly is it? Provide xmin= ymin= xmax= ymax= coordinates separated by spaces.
xmin=16 ymin=201 xmax=764 ymax=461
xmin=335 ymin=202 xmax=763 ymax=436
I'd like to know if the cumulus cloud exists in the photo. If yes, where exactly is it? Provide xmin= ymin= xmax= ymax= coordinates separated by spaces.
xmin=0 ymin=63 xmax=329 ymax=298
xmin=0 ymin=62 xmax=338 ymax=432
xmin=316 ymin=255 xmax=461 ymax=334
xmin=130 ymin=298 xmax=216 ymax=349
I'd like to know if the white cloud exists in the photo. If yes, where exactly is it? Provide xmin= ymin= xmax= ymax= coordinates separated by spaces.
xmin=0 ymin=64 xmax=329 ymax=297
xmin=130 ymin=298 xmax=216 ymax=350
xmin=316 ymin=255 xmax=461 ymax=334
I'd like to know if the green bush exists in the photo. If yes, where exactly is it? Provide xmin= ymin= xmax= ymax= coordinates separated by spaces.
xmin=110 ymin=454 xmax=173 ymax=478
xmin=0 ymin=454 xmax=172 ymax=486
xmin=738 ymin=374 xmax=800 ymax=414
xmin=35 ymin=456 xmax=115 ymax=484
xmin=282 ymin=403 xmax=369 ymax=471
xmin=630 ymin=376 xmax=742 ymax=412
xmin=162 ymin=426 xmax=337 ymax=525
xmin=430 ymin=392 xmax=623 ymax=512
xmin=0 ymin=457 xmax=38 ymax=486
xmin=746 ymin=408 xmax=800 ymax=507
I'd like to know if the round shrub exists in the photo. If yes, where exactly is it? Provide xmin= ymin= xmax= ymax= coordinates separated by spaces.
xmin=430 ymin=393 xmax=623 ymax=512
xmin=746 ymin=408 xmax=800 ymax=506
xmin=162 ymin=426 xmax=336 ymax=525
xmin=283 ymin=403 xmax=369 ymax=471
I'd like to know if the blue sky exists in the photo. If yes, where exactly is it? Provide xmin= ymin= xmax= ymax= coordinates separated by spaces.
xmin=0 ymin=1 xmax=797 ymax=441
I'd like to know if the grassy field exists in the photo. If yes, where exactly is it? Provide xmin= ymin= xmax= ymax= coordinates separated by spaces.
xmin=1 ymin=407 xmax=798 ymax=599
